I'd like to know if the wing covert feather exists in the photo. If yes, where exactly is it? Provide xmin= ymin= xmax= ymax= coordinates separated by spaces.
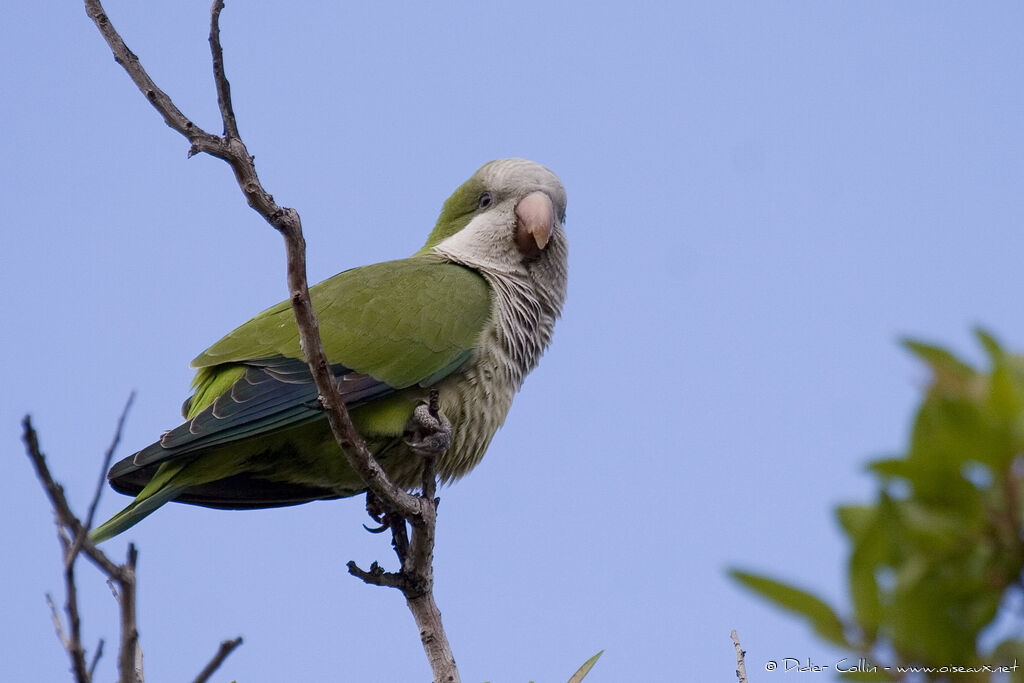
xmin=191 ymin=257 xmax=492 ymax=389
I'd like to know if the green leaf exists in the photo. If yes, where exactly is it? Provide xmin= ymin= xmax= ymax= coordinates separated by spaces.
xmin=729 ymin=569 xmax=849 ymax=647
xmin=898 ymin=499 xmax=978 ymax=551
xmin=906 ymin=396 xmax=1002 ymax=495
xmin=901 ymin=338 xmax=975 ymax=391
xmin=844 ymin=502 xmax=891 ymax=635
xmin=866 ymin=456 xmax=907 ymax=476
xmin=975 ymin=327 xmax=1004 ymax=364
xmin=988 ymin=360 xmax=1023 ymax=426
xmin=847 ymin=545 xmax=881 ymax=636
xmin=836 ymin=504 xmax=875 ymax=539
xmin=567 ymin=650 xmax=603 ymax=683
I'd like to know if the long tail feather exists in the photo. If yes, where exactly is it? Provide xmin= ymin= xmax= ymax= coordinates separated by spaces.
xmin=90 ymin=463 xmax=188 ymax=543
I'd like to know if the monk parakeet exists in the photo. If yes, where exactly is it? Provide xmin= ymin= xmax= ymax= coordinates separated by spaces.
xmin=90 ymin=158 xmax=567 ymax=542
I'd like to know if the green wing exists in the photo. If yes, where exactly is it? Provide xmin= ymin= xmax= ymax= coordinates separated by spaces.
xmin=191 ymin=255 xmax=492 ymax=400
xmin=113 ymin=256 xmax=491 ymax=476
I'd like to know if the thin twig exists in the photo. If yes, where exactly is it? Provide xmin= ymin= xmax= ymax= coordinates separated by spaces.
xmin=25 ymin=417 xmax=116 ymax=683
xmin=88 ymin=639 xmax=105 ymax=679
xmin=731 ymin=630 xmax=748 ymax=683
xmin=28 ymin=412 xmax=239 ymax=683
xmin=346 ymin=560 xmax=405 ymax=590
xmin=22 ymin=417 xmax=123 ymax=578
xmin=63 ymin=548 xmax=89 ymax=682
xmin=45 ymin=593 xmax=71 ymax=650
xmin=23 ymin=414 xmax=146 ymax=683
xmin=207 ymin=0 xmax=238 ymax=138
xmin=68 ymin=392 xmax=135 ymax=562
xmin=192 ymin=637 xmax=243 ymax=683
xmin=85 ymin=393 xmax=135 ymax=532
xmin=82 ymin=1 xmax=221 ymax=153
xmin=58 ymin=393 xmax=134 ymax=680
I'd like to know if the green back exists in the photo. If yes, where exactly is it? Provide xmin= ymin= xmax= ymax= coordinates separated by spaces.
xmin=192 ymin=256 xmax=492 ymax=390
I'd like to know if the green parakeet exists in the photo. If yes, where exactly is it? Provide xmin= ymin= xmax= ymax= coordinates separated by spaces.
xmin=90 ymin=158 xmax=568 ymax=542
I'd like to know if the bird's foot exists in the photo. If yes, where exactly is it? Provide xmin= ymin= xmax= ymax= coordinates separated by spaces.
xmin=403 ymin=392 xmax=451 ymax=458
xmin=362 ymin=491 xmax=390 ymax=533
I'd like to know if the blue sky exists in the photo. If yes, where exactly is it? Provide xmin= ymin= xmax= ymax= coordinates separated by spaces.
xmin=4 ymin=2 xmax=1024 ymax=681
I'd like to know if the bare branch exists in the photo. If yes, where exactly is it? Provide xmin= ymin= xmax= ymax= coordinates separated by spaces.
xmin=84 ymin=393 xmax=135 ymax=533
xmin=82 ymin=0 xmax=221 ymax=153
xmin=24 ymin=415 xmax=134 ymax=683
xmin=346 ymin=392 xmax=456 ymax=681
xmin=65 ymin=393 xmax=135 ymax=564
xmin=45 ymin=593 xmax=73 ymax=652
xmin=83 ymin=0 xmax=422 ymax=521
xmin=63 ymin=552 xmax=89 ymax=682
xmin=88 ymin=639 xmax=105 ymax=679
xmin=117 ymin=544 xmax=141 ymax=683
xmin=21 ymin=417 xmax=124 ymax=578
xmin=80 ymin=2 xmax=458 ymax=679
xmin=731 ymin=630 xmax=748 ymax=683
xmin=192 ymin=636 xmax=243 ymax=683
xmin=207 ymin=0 xmax=238 ymax=138
xmin=25 ymin=417 xmax=143 ymax=683
xmin=407 ymin=592 xmax=457 ymax=680
xmin=346 ymin=561 xmax=406 ymax=590
xmin=28 ymin=410 xmax=244 ymax=682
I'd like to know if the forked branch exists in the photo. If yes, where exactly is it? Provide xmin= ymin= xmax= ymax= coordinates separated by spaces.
xmin=81 ymin=1 xmax=457 ymax=680
xmin=23 ymin=400 xmax=242 ymax=683
xmin=82 ymin=0 xmax=421 ymax=521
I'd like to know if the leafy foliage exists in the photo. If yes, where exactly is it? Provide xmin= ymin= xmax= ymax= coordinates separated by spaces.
xmin=732 ymin=330 xmax=1024 ymax=680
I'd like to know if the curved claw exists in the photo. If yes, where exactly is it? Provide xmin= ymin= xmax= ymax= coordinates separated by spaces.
xmin=403 ymin=398 xmax=452 ymax=458
xmin=363 ymin=491 xmax=388 ymax=532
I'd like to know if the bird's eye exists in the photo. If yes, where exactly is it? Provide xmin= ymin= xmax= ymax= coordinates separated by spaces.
xmin=477 ymin=192 xmax=493 ymax=210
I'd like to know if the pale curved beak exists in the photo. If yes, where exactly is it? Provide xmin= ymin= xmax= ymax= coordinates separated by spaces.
xmin=515 ymin=190 xmax=555 ymax=258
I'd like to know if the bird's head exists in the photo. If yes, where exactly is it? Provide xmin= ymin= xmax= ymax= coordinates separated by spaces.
xmin=423 ymin=158 xmax=568 ymax=309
